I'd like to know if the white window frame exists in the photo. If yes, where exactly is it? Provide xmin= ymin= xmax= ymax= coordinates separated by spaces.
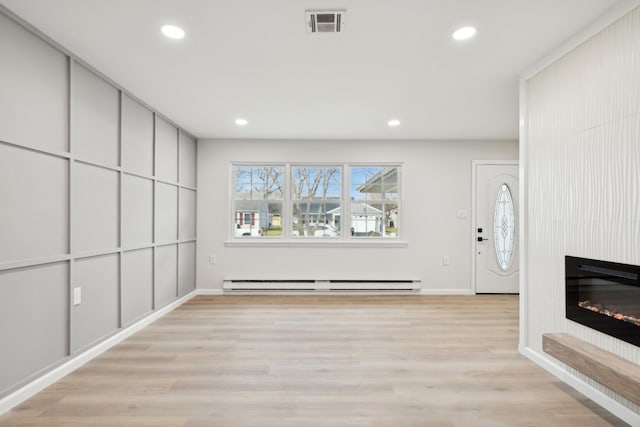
xmin=230 ymin=163 xmax=286 ymax=239
xmin=290 ymin=163 xmax=343 ymax=240
xmin=226 ymin=162 xmax=406 ymax=248
xmin=347 ymin=165 xmax=401 ymax=240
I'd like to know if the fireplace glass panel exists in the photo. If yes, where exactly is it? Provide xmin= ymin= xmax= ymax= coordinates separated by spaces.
xmin=578 ymin=277 xmax=640 ymax=327
xmin=565 ymin=256 xmax=640 ymax=346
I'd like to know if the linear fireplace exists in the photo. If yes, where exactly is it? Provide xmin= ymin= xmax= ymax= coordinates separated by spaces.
xmin=566 ymin=256 xmax=640 ymax=346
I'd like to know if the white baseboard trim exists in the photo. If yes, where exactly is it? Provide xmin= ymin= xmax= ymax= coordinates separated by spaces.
xmin=0 ymin=290 xmax=198 ymax=416
xmin=199 ymin=288 xmax=475 ymax=296
xmin=419 ymin=288 xmax=474 ymax=295
xmin=196 ymin=288 xmax=224 ymax=295
xmin=520 ymin=345 xmax=640 ymax=426
xmin=219 ymin=290 xmax=421 ymax=296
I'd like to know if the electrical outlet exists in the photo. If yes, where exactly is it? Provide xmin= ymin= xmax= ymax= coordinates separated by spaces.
xmin=209 ymin=255 xmax=217 ymax=265
xmin=442 ymin=256 xmax=450 ymax=266
xmin=73 ymin=287 xmax=82 ymax=306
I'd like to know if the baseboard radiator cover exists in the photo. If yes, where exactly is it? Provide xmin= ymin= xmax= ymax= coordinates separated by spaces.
xmin=222 ymin=279 xmax=421 ymax=292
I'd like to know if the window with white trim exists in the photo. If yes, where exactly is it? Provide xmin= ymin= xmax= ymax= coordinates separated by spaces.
xmin=231 ymin=163 xmax=400 ymax=240
xmin=291 ymin=166 xmax=342 ymax=238
xmin=350 ymin=166 xmax=399 ymax=238
xmin=233 ymin=165 xmax=284 ymax=237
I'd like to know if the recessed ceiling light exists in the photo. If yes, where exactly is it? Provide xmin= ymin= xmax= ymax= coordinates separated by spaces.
xmin=452 ymin=26 xmax=476 ymax=41
xmin=161 ymin=25 xmax=185 ymax=39
xmin=388 ymin=119 xmax=401 ymax=127
xmin=235 ymin=118 xmax=248 ymax=126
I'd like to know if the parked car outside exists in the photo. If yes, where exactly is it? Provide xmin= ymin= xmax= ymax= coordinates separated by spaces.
xmin=234 ymin=225 xmax=262 ymax=237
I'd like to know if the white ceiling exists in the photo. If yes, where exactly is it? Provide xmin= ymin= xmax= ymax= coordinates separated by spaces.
xmin=0 ymin=0 xmax=622 ymax=140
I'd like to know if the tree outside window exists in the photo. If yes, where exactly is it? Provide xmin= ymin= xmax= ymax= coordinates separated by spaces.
xmin=233 ymin=166 xmax=284 ymax=237
xmin=231 ymin=164 xmax=399 ymax=240
xmin=291 ymin=166 xmax=341 ymax=238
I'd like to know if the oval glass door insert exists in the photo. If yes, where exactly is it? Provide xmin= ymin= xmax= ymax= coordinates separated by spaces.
xmin=494 ymin=183 xmax=515 ymax=271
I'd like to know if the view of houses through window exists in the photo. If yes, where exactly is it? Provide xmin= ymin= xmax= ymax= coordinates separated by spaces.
xmin=232 ymin=164 xmax=400 ymax=239
xmin=292 ymin=166 xmax=341 ymax=237
xmin=350 ymin=167 xmax=398 ymax=237
xmin=233 ymin=166 xmax=284 ymax=237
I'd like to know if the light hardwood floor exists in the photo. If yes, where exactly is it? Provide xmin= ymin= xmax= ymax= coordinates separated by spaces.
xmin=0 ymin=295 xmax=628 ymax=426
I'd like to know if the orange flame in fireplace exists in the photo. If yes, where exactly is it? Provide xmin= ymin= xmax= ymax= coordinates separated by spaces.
xmin=578 ymin=301 xmax=640 ymax=327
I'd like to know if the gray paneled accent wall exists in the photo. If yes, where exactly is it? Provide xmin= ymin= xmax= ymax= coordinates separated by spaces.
xmin=0 ymin=11 xmax=197 ymax=397
xmin=178 ymin=242 xmax=197 ymax=297
xmin=0 ymin=145 xmax=69 ymax=262
xmin=156 ymin=117 xmax=179 ymax=182
xmin=0 ymin=14 xmax=67 ymax=153
xmin=122 ymin=248 xmax=154 ymax=326
xmin=72 ymin=254 xmax=120 ymax=352
xmin=155 ymin=244 xmax=179 ymax=309
xmin=73 ymin=162 xmax=120 ymax=252
xmin=156 ymin=182 xmax=179 ymax=244
xmin=0 ymin=263 xmax=68 ymax=395
xmin=72 ymin=62 xmax=120 ymax=166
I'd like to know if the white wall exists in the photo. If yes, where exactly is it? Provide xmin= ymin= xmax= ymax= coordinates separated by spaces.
xmin=523 ymin=4 xmax=640 ymax=415
xmin=0 ymin=10 xmax=197 ymax=398
xmin=197 ymin=139 xmax=517 ymax=290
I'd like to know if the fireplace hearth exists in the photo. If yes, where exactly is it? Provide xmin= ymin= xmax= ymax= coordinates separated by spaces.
xmin=565 ymin=256 xmax=640 ymax=346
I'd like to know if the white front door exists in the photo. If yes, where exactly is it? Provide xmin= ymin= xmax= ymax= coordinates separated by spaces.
xmin=474 ymin=163 xmax=519 ymax=293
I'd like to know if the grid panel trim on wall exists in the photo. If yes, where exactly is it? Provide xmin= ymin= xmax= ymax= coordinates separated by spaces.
xmin=0 ymin=10 xmax=197 ymax=398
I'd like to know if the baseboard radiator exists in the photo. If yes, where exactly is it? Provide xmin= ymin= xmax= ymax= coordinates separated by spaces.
xmin=222 ymin=279 xmax=421 ymax=292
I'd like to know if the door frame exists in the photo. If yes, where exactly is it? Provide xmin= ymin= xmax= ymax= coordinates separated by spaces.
xmin=471 ymin=160 xmax=519 ymax=294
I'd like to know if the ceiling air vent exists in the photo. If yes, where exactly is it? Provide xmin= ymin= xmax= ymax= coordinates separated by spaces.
xmin=306 ymin=10 xmax=345 ymax=33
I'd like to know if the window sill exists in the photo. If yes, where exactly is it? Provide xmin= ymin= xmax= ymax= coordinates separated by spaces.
xmin=224 ymin=239 xmax=408 ymax=248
